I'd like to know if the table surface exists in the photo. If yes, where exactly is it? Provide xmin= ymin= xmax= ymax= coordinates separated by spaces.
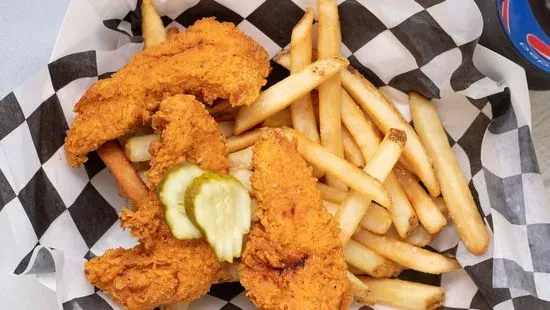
xmin=0 ymin=0 xmax=548 ymax=309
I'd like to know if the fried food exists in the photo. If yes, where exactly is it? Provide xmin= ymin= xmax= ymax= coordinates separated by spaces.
xmin=148 ymin=94 xmax=228 ymax=188
xmin=85 ymin=95 xmax=229 ymax=309
xmin=239 ymin=130 xmax=352 ymax=309
xmin=65 ymin=18 xmax=269 ymax=167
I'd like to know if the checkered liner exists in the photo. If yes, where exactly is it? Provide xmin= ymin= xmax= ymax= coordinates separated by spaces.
xmin=1 ymin=0 xmax=548 ymax=309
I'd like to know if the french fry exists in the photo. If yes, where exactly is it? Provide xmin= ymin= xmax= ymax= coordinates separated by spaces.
xmin=262 ymin=108 xmax=293 ymax=128
xmin=340 ymin=68 xmax=440 ymax=197
xmin=405 ymin=225 xmax=434 ymax=247
xmin=341 ymin=90 xmax=380 ymax=160
xmin=318 ymin=0 xmax=346 ymax=190
xmin=385 ymin=225 xmax=433 ymax=248
xmin=348 ymin=264 xmax=367 ymax=276
xmin=337 ymin=129 xmax=406 ymax=244
xmin=347 ymin=271 xmax=375 ymax=306
xmin=353 ymin=229 xmax=460 ymax=274
xmin=226 ymin=129 xmax=262 ymax=153
xmin=344 ymin=239 xmax=403 ymax=278
xmin=384 ymin=173 xmax=419 ymax=238
xmin=341 ymin=126 xmax=366 ymax=167
xmin=218 ymin=121 xmax=234 ymax=138
xmin=316 ymin=182 xmax=347 ymax=204
xmin=360 ymin=204 xmax=392 ymax=234
xmin=359 ymin=277 xmax=445 ymax=310
xmin=141 ymin=0 xmax=167 ymax=49
xmin=97 ymin=141 xmax=149 ymax=205
xmin=124 ymin=134 xmax=158 ymax=162
xmin=289 ymin=9 xmax=321 ymax=146
xmin=432 ymin=196 xmax=450 ymax=219
xmin=229 ymin=147 xmax=253 ymax=170
xmin=281 ymin=128 xmax=390 ymax=208
xmin=409 ymin=93 xmax=489 ymax=255
xmin=234 ymin=57 xmax=349 ymax=134
xmin=394 ymin=166 xmax=447 ymax=234
xmin=341 ymin=92 xmax=418 ymax=237
xmin=322 ymin=200 xmax=340 ymax=216
xmin=229 ymin=169 xmax=253 ymax=194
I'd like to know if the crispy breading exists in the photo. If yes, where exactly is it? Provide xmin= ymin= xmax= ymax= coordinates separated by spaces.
xmin=147 ymin=94 xmax=228 ymax=188
xmin=84 ymin=240 xmax=226 ymax=310
xmin=239 ymin=130 xmax=353 ymax=310
xmin=65 ymin=18 xmax=269 ymax=167
xmin=85 ymin=95 xmax=230 ymax=309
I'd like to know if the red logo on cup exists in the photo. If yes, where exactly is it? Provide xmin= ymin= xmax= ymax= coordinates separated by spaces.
xmin=501 ymin=0 xmax=510 ymax=34
xmin=527 ymin=33 xmax=550 ymax=61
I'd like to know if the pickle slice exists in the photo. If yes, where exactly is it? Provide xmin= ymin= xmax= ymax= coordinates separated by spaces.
xmin=185 ymin=172 xmax=251 ymax=262
xmin=157 ymin=163 xmax=204 ymax=239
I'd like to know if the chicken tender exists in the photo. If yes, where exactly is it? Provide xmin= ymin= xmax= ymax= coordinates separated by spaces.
xmin=84 ymin=240 xmax=226 ymax=310
xmin=239 ymin=130 xmax=352 ymax=310
xmin=148 ymin=94 xmax=228 ymax=188
xmin=85 ymin=95 xmax=230 ymax=309
xmin=65 ymin=18 xmax=269 ymax=167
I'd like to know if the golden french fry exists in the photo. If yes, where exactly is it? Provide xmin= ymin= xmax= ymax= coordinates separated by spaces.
xmin=341 ymin=93 xmax=418 ymax=238
xmin=318 ymin=0 xmax=345 ymax=191
xmin=360 ymin=203 xmax=392 ymax=234
xmin=141 ymin=0 xmax=167 ymax=49
xmin=353 ymin=229 xmax=460 ymax=274
xmin=229 ymin=168 xmax=253 ymax=194
xmin=344 ymin=239 xmax=403 ymax=278
xmin=409 ymin=92 xmax=489 ymax=255
xmin=234 ymin=57 xmax=349 ymax=134
xmin=337 ymin=129 xmax=406 ymax=244
xmin=340 ymin=68 xmax=440 ymax=197
xmin=384 ymin=173 xmax=418 ymax=238
xmin=124 ymin=134 xmax=158 ymax=162
xmin=347 ymin=271 xmax=375 ymax=306
xmin=359 ymin=277 xmax=445 ymax=310
xmin=282 ymin=128 xmax=390 ymax=208
xmin=218 ymin=121 xmax=235 ymax=138
xmin=341 ymin=90 xmax=380 ymax=160
xmin=406 ymin=225 xmax=434 ymax=247
xmin=316 ymin=182 xmax=347 ymax=204
xmin=97 ymin=141 xmax=149 ymax=206
xmin=394 ymin=166 xmax=447 ymax=234
xmin=262 ymin=108 xmax=293 ymax=128
xmin=290 ymin=9 xmax=321 ymax=147
xmin=385 ymin=225 xmax=433 ymax=248
xmin=322 ymin=200 xmax=340 ymax=216
xmin=341 ymin=126 xmax=366 ymax=167
xmin=348 ymin=264 xmax=367 ymax=276
xmin=229 ymin=147 xmax=253 ymax=170
xmin=226 ymin=129 xmax=262 ymax=153
xmin=432 ymin=196 xmax=450 ymax=219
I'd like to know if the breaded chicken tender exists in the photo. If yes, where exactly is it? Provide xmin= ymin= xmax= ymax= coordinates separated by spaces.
xmin=65 ymin=18 xmax=269 ymax=167
xmin=239 ymin=130 xmax=353 ymax=310
xmin=147 ymin=94 xmax=228 ymax=188
xmin=85 ymin=95 xmax=230 ymax=309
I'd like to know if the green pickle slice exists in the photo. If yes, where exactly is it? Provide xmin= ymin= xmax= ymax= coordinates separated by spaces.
xmin=157 ymin=163 xmax=205 ymax=239
xmin=186 ymin=172 xmax=252 ymax=262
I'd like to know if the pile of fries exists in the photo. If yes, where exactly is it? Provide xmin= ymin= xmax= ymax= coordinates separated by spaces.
xmin=98 ymin=1 xmax=490 ymax=309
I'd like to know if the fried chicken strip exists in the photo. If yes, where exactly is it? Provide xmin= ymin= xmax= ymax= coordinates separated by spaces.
xmin=85 ymin=95 xmax=229 ymax=309
xmin=65 ymin=18 xmax=269 ymax=167
xmin=239 ymin=130 xmax=352 ymax=309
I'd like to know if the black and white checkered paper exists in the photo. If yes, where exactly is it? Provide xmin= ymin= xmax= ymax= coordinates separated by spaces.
xmin=2 ymin=0 xmax=549 ymax=309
